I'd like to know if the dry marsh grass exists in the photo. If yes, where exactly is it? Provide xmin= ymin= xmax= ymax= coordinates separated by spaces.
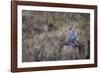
xmin=22 ymin=10 xmax=90 ymax=62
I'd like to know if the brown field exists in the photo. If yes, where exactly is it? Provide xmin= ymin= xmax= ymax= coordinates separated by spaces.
xmin=22 ymin=10 xmax=90 ymax=62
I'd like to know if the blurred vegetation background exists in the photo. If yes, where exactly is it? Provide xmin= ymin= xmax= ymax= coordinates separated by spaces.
xmin=22 ymin=10 xmax=90 ymax=62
